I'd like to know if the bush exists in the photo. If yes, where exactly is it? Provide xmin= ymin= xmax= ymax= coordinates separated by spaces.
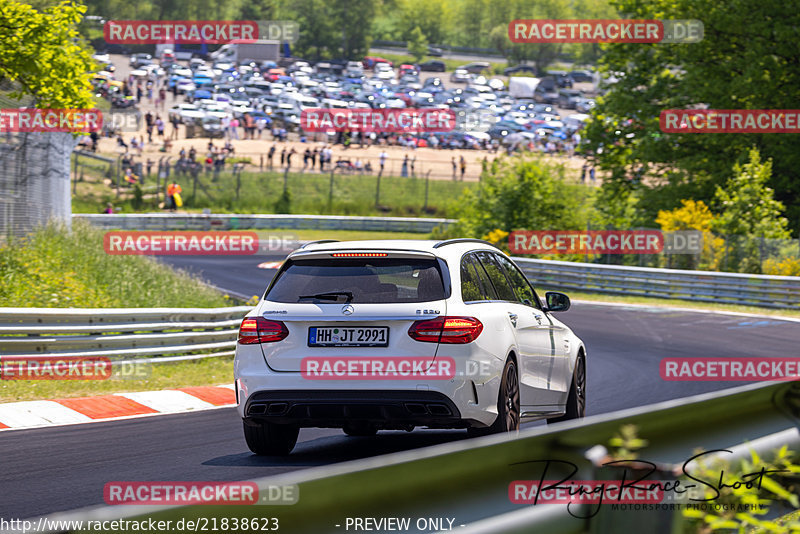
xmin=444 ymin=154 xmax=591 ymax=245
xmin=0 ymin=221 xmax=231 ymax=308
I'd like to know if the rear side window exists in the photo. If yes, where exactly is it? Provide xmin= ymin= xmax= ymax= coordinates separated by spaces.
xmin=494 ymin=254 xmax=539 ymax=307
xmin=475 ymin=252 xmax=516 ymax=302
xmin=266 ymin=258 xmax=446 ymax=303
xmin=460 ymin=254 xmax=494 ymax=302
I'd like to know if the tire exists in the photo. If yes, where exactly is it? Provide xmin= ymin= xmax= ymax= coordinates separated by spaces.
xmin=548 ymin=354 xmax=586 ymax=424
xmin=243 ymin=420 xmax=299 ymax=456
xmin=343 ymin=425 xmax=378 ymax=437
xmin=468 ymin=358 xmax=520 ymax=437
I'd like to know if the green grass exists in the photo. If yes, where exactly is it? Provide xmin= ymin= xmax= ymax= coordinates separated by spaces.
xmin=73 ymin=169 xmax=475 ymax=218
xmin=0 ymin=220 xmax=231 ymax=308
xmin=0 ymin=357 xmax=234 ymax=403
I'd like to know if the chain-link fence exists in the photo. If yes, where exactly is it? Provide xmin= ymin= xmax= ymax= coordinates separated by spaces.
xmin=0 ymin=131 xmax=76 ymax=240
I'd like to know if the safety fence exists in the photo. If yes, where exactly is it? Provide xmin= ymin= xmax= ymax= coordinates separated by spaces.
xmin=515 ymin=258 xmax=800 ymax=310
xmin=74 ymin=213 xmax=454 ymax=233
xmin=0 ymin=306 xmax=251 ymax=365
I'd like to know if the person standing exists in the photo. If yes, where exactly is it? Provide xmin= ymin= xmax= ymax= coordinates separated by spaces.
xmin=280 ymin=147 xmax=287 ymax=167
xmin=589 ymin=166 xmax=596 ymax=184
xmin=401 ymin=155 xmax=409 ymax=177
xmin=311 ymin=147 xmax=318 ymax=170
xmin=166 ymin=180 xmax=182 ymax=211
xmin=379 ymin=150 xmax=387 ymax=174
xmin=267 ymin=144 xmax=276 ymax=169
xmin=230 ymin=117 xmax=240 ymax=140
xmin=410 ymin=155 xmax=416 ymax=177
xmin=303 ymin=148 xmax=310 ymax=172
xmin=221 ymin=116 xmax=231 ymax=139
xmin=286 ymin=148 xmax=296 ymax=170
xmin=170 ymin=115 xmax=180 ymax=140
xmin=459 ymin=155 xmax=466 ymax=181
xmin=145 ymin=111 xmax=154 ymax=143
xmin=451 ymin=156 xmax=457 ymax=180
xmin=155 ymin=116 xmax=164 ymax=138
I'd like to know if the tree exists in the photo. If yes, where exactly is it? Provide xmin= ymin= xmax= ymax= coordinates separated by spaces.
xmin=397 ymin=0 xmax=448 ymax=45
xmin=584 ymin=0 xmax=800 ymax=235
xmin=0 ymin=0 xmax=95 ymax=109
xmin=712 ymin=148 xmax=790 ymax=273
xmin=446 ymin=155 xmax=590 ymax=242
xmin=656 ymin=199 xmax=724 ymax=270
xmin=407 ymin=26 xmax=427 ymax=62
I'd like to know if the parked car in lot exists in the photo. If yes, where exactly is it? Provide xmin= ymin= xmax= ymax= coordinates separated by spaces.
xmin=362 ymin=56 xmax=393 ymax=69
xmin=503 ymin=64 xmax=537 ymax=76
xmin=460 ymin=62 xmax=491 ymax=74
xmin=575 ymin=97 xmax=596 ymax=113
xmin=168 ymin=103 xmax=205 ymax=124
xmin=558 ymin=89 xmax=584 ymax=109
xmin=534 ymin=85 xmax=559 ymax=105
xmin=419 ymin=60 xmax=446 ymax=72
xmin=569 ymin=70 xmax=595 ymax=83
xmin=450 ymin=68 xmax=470 ymax=83
xmin=197 ymin=115 xmax=225 ymax=138
xmin=129 ymin=53 xmax=153 ymax=68
xmin=547 ymin=71 xmax=574 ymax=88
xmin=235 ymin=239 xmax=587 ymax=455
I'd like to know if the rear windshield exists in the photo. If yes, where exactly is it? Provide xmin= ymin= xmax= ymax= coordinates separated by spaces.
xmin=266 ymin=258 xmax=446 ymax=304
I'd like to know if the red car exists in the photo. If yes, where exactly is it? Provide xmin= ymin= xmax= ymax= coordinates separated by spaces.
xmin=362 ymin=56 xmax=393 ymax=69
xmin=399 ymin=64 xmax=418 ymax=76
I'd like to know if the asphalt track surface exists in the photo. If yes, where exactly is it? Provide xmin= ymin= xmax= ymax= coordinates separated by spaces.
xmin=2 ymin=254 xmax=799 ymax=521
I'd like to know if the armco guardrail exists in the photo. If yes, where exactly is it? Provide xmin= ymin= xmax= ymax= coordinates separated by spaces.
xmin=28 ymin=381 xmax=800 ymax=533
xmin=515 ymin=257 xmax=800 ymax=310
xmin=0 ymin=306 xmax=251 ymax=364
xmin=74 ymin=214 xmax=454 ymax=233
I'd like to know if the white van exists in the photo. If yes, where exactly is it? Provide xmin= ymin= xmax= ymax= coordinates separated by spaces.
xmin=278 ymin=93 xmax=319 ymax=113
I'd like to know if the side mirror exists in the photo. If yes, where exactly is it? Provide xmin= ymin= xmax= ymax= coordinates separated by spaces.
xmin=545 ymin=291 xmax=570 ymax=312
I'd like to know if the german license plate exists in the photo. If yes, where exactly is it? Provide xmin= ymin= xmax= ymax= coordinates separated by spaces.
xmin=308 ymin=326 xmax=389 ymax=347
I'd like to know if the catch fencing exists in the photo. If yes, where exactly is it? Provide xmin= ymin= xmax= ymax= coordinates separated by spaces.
xmin=0 ymin=131 xmax=75 ymax=239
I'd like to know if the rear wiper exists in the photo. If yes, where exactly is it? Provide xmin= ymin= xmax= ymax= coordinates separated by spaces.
xmin=298 ymin=291 xmax=353 ymax=303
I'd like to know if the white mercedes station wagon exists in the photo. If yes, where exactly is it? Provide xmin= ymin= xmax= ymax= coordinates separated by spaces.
xmin=234 ymin=239 xmax=586 ymax=455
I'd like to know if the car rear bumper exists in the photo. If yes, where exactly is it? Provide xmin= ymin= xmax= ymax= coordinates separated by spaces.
xmin=243 ymin=389 xmax=466 ymax=429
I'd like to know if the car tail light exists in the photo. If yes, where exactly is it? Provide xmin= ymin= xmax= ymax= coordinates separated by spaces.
xmin=238 ymin=317 xmax=289 ymax=344
xmin=408 ymin=316 xmax=483 ymax=344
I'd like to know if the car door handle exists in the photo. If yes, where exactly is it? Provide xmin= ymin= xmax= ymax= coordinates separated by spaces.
xmin=533 ymin=313 xmax=543 ymax=325
xmin=508 ymin=312 xmax=518 ymax=327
